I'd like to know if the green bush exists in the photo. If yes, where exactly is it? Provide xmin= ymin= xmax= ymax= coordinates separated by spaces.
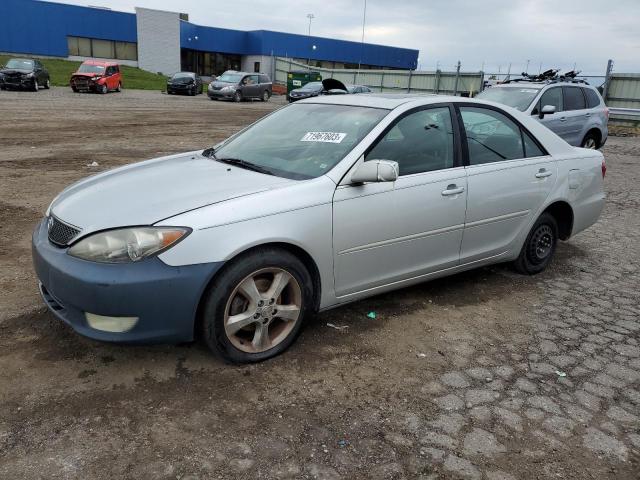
xmin=0 ymin=55 xmax=168 ymax=90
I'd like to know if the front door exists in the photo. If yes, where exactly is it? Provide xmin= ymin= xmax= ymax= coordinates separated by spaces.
xmin=458 ymin=105 xmax=556 ymax=263
xmin=333 ymin=105 xmax=467 ymax=297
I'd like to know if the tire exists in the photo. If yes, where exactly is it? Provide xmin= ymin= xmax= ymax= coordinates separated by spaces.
xmin=32 ymin=79 xmax=39 ymax=92
xmin=72 ymin=86 xmax=78 ymax=93
xmin=514 ymin=212 xmax=558 ymax=275
xmin=116 ymin=82 xmax=122 ymax=92
xmin=261 ymin=90 xmax=270 ymax=102
xmin=233 ymin=91 xmax=242 ymax=103
xmin=99 ymin=84 xmax=108 ymax=94
xmin=201 ymin=247 xmax=313 ymax=363
xmin=581 ymin=131 xmax=599 ymax=149
xmin=44 ymin=79 xmax=50 ymax=89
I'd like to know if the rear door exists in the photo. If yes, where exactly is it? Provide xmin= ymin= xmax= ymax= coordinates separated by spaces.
xmin=333 ymin=104 xmax=467 ymax=296
xmin=458 ymin=104 xmax=556 ymax=263
xmin=561 ymin=86 xmax=587 ymax=146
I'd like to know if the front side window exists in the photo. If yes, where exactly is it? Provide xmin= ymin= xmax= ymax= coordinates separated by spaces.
xmin=366 ymin=107 xmax=455 ymax=176
xmin=460 ymin=107 xmax=524 ymax=164
xmin=538 ymin=87 xmax=563 ymax=113
xmin=563 ymin=87 xmax=586 ymax=111
xmin=213 ymin=104 xmax=388 ymax=180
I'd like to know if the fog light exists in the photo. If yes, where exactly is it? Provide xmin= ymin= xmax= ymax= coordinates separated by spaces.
xmin=85 ymin=313 xmax=138 ymax=333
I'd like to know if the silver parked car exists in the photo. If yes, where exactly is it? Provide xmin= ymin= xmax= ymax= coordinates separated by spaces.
xmin=208 ymin=71 xmax=272 ymax=102
xmin=33 ymin=94 xmax=606 ymax=363
xmin=476 ymin=80 xmax=608 ymax=149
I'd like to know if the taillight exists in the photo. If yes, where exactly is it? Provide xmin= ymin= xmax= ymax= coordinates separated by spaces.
xmin=604 ymin=107 xmax=609 ymax=120
xmin=601 ymin=159 xmax=607 ymax=178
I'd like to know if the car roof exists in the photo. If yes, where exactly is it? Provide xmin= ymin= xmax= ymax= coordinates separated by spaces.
xmin=82 ymin=60 xmax=119 ymax=66
xmin=300 ymin=93 xmax=449 ymax=109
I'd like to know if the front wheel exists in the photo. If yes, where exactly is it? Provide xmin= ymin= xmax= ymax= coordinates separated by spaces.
xmin=233 ymin=91 xmax=242 ymax=103
xmin=201 ymin=248 xmax=313 ymax=363
xmin=99 ymin=84 xmax=108 ymax=94
xmin=32 ymin=79 xmax=39 ymax=92
xmin=514 ymin=212 xmax=558 ymax=275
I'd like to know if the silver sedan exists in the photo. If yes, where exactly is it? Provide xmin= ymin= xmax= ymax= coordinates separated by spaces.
xmin=33 ymin=94 xmax=606 ymax=362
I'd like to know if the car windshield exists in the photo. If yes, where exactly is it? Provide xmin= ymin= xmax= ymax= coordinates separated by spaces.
xmin=217 ymin=73 xmax=243 ymax=83
xmin=212 ymin=103 xmax=389 ymax=180
xmin=300 ymin=82 xmax=322 ymax=91
xmin=475 ymin=86 xmax=541 ymax=111
xmin=172 ymin=73 xmax=193 ymax=80
xmin=78 ymin=64 xmax=105 ymax=74
xmin=5 ymin=59 xmax=33 ymax=70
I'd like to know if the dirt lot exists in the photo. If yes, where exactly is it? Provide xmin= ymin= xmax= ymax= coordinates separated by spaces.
xmin=0 ymin=88 xmax=639 ymax=479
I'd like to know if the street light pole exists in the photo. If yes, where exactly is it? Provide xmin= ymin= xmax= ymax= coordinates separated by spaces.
xmin=306 ymin=13 xmax=315 ymax=70
xmin=357 ymin=0 xmax=367 ymax=82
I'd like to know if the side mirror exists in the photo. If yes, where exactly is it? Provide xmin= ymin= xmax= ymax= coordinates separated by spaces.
xmin=539 ymin=104 xmax=556 ymax=119
xmin=351 ymin=159 xmax=399 ymax=184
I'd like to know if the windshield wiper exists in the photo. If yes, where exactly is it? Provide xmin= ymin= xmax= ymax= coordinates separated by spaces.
xmin=214 ymin=156 xmax=275 ymax=176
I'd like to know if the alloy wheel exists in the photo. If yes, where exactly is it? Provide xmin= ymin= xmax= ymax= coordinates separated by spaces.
xmin=583 ymin=137 xmax=597 ymax=149
xmin=224 ymin=268 xmax=302 ymax=353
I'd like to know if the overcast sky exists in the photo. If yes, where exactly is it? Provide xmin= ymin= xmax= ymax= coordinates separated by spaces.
xmin=56 ymin=0 xmax=639 ymax=75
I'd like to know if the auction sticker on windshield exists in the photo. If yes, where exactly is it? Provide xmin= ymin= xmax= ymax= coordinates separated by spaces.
xmin=301 ymin=132 xmax=347 ymax=143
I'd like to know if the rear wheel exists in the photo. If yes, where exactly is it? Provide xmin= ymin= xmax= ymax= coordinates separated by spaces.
xmin=116 ymin=82 xmax=122 ymax=92
xmin=514 ymin=213 xmax=558 ymax=275
xmin=201 ymin=248 xmax=312 ymax=363
xmin=581 ymin=131 xmax=600 ymax=149
xmin=44 ymin=79 xmax=50 ymax=89
xmin=261 ymin=90 xmax=270 ymax=102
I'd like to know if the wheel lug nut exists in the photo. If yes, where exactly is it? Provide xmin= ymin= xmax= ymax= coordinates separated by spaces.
xmin=269 ymin=298 xmax=275 ymax=304
xmin=254 ymin=313 xmax=260 ymax=319
xmin=258 ymin=300 xmax=264 ymax=307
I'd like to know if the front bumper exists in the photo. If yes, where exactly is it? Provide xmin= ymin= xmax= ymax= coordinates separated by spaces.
xmin=208 ymin=89 xmax=235 ymax=99
xmin=168 ymin=83 xmax=196 ymax=94
xmin=70 ymin=79 xmax=102 ymax=92
xmin=0 ymin=76 xmax=35 ymax=89
xmin=32 ymin=219 xmax=223 ymax=344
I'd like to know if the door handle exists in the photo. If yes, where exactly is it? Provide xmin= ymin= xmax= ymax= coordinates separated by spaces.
xmin=535 ymin=169 xmax=553 ymax=179
xmin=585 ymin=112 xmax=591 ymax=117
xmin=441 ymin=184 xmax=465 ymax=196
xmin=559 ymin=117 xmax=567 ymax=122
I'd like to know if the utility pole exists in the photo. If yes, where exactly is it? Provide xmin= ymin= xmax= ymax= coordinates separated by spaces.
xmin=603 ymin=59 xmax=614 ymax=102
xmin=525 ymin=59 xmax=530 ymax=74
xmin=306 ymin=13 xmax=314 ymax=70
xmin=356 ymin=0 xmax=367 ymax=83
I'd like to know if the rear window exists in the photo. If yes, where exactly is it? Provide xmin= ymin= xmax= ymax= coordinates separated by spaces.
xmin=563 ymin=87 xmax=586 ymax=111
xmin=583 ymin=88 xmax=601 ymax=108
xmin=475 ymin=87 xmax=541 ymax=111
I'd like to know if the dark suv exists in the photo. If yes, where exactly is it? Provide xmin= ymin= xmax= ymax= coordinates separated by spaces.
xmin=0 ymin=58 xmax=50 ymax=91
xmin=208 ymin=71 xmax=272 ymax=102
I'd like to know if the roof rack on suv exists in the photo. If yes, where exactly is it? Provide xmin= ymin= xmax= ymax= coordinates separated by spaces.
xmin=502 ymin=69 xmax=589 ymax=85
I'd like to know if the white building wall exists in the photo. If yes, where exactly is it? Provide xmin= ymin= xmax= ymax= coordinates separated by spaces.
xmin=241 ymin=55 xmax=274 ymax=78
xmin=135 ymin=7 xmax=180 ymax=75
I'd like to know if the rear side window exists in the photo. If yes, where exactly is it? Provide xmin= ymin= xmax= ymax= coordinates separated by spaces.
xmin=460 ymin=106 xmax=545 ymax=164
xmin=538 ymin=87 xmax=563 ymax=113
xmin=583 ymin=88 xmax=601 ymax=108
xmin=563 ymin=87 xmax=586 ymax=111
xmin=260 ymin=75 xmax=269 ymax=83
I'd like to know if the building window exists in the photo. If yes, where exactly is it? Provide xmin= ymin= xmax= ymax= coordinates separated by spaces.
xmin=181 ymin=49 xmax=241 ymax=76
xmin=254 ymin=62 xmax=260 ymax=73
xmin=67 ymin=36 xmax=138 ymax=61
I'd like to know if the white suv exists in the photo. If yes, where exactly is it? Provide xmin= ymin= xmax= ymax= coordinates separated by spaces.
xmin=477 ymin=80 xmax=608 ymax=149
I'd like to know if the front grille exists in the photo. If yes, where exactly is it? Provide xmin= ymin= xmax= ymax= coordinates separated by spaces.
xmin=73 ymin=77 xmax=90 ymax=88
xmin=47 ymin=216 xmax=81 ymax=246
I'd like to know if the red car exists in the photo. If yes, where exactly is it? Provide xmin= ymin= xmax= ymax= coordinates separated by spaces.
xmin=70 ymin=60 xmax=122 ymax=94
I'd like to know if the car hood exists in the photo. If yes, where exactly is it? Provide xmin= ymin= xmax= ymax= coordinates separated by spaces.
xmin=71 ymin=72 xmax=102 ymax=78
xmin=168 ymin=78 xmax=194 ymax=84
xmin=322 ymin=78 xmax=347 ymax=92
xmin=1 ymin=68 xmax=32 ymax=75
xmin=211 ymin=81 xmax=236 ymax=88
xmin=49 ymin=151 xmax=294 ymax=236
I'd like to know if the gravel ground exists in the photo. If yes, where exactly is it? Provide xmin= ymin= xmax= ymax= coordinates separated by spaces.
xmin=0 ymin=87 xmax=638 ymax=479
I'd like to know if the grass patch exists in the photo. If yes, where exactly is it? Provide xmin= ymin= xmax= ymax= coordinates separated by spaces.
xmin=0 ymin=55 xmax=168 ymax=90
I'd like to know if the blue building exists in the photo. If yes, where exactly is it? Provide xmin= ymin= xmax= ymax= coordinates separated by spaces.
xmin=0 ymin=0 xmax=419 ymax=76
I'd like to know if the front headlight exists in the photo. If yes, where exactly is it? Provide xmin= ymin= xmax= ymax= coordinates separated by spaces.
xmin=68 ymin=227 xmax=190 ymax=263
xmin=221 ymin=85 xmax=235 ymax=91
xmin=26 ymin=72 xmax=35 ymax=78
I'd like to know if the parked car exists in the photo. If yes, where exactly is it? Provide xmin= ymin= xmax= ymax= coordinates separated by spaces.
xmin=33 ymin=94 xmax=605 ymax=363
xmin=0 ymin=58 xmax=50 ymax=91
xmin=320 ymin=78 xmax=372 ymax=95
xmin=167 ymin=72 xmax=202 ymax=96
xmin=476 ymin=79 xmax=608 ymax=149
xmin=287 ymin=81 xmax=324 ymax=102
xmin=70 ymin=60 xmax=122 ymax=94
xmin=208 ymin=71 xmax=272 ymax=102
